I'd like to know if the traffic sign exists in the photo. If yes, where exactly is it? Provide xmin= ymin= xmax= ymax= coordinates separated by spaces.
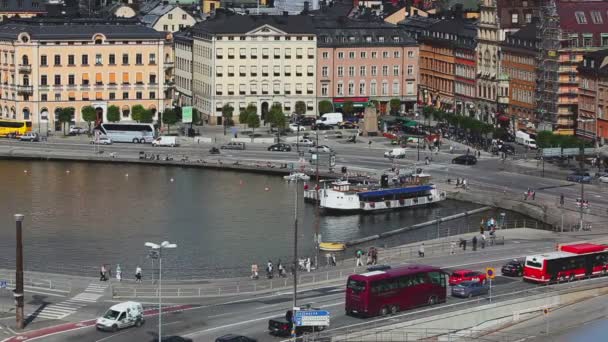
xmin=562 ymin=148 xmax=580 ymax=156
xmin=486 ymin=267 xmax=496 ymax=279
xmin=584 ymin=148 xmax=597 ymax=155
xmin=542 ymin=148 xmax=561 ymax=157
xmin=0 ymin=280 xmax=7 ymax=289
xmin=294 ymin=310 xmax=330 ymax=327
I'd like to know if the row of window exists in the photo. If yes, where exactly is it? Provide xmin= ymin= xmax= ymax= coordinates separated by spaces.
xmin=216 ymin=47 xmax=315 ymax=59
xmin=421 ymin=75 xmax=453 ymax=94
xmin=505 ymin=67 xmax=535 ymax=83
xmin=218 ymin=35 xmax=315 ymax=41
xmin=215 ymin=65 xmax=315 ymax=77
xmin=326 ymin=80 xmax=409 ymax=97
xmin=512 ymin=87 xmax=534 ymax=105
xmin=215 ymin=83 xmax=314 ymax=95
xmin=39 ymin=53 xmax=157 ymax=67
xmin=214 ymin=101 xmax=314 ymax=113
xmin=502 ymin=53 xmax=534 ymax=66
xmin=36 ymin=91 xmax=157 ymax=102
xmin=455 ymin=65 xmax=475 ymax=80
xmin=318 ymin=34 xmax=405 ymax=45
xmin=420 ymin=58 xmax=454 ymax=75
xmin=36 ymin=73 xmax=158 ymax=86
xmin=455 ymin=82 xmax=476 ymax=98
xmin=321 ymin=50 xmax=415 ymax=60
xmin=323 ymin=65 xmax=415 ymax=78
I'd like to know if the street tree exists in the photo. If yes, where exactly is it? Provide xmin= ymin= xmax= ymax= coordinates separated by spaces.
xmin=57 ymin=107 xmax=74 ymax=135
xmin=295 ymin=101 xmax=306 ymax=115
xmin=139 ymin=109 xmax=154 ymax=123
xmin=342 ymin=101 xmax=354 ymax=117
xmin=238 ymin=108 xmax=249 ymax=128
xmin=81 ymin=105 xmax=96 ymax=133
xmin=318 ymin=100 xmax=333 ymax=115
xmin=107 ymin=105 xmax=120 ymax=123
xmin=246 ymin=103 xmax=257 ymax=117
xmin=246 ymin=112 xmax=261 ymax=139
xmin=422 ymin=106 xmax=433 ymax=125
xmin=162 ymin=108 xmax=178 ymax=134
xmin=131 ymin=105 xmax=146 ymax=123
xmin=389 ymin=98 xmax=401 ymax=115
xmin=221 ymin=103 xmax=234 ymax=135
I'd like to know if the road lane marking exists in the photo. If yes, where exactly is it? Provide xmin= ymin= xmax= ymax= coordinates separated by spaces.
xmin=94 ymin=329 xmax=133 ymax=342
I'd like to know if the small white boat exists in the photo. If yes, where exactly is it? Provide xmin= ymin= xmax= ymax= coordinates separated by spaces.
xmin=284 ymin=172 xmax=310 ymax=181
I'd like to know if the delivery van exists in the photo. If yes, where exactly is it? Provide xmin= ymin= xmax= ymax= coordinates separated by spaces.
xmin=96 ymin=301 xmax=144 ymax=332
xmin=384 ymin=148 xmax=407 ymax=159
xmin=152 ymin=136 xmax=178 ymax=147
xmin=315 ymin=113 xmax=343 ymax=126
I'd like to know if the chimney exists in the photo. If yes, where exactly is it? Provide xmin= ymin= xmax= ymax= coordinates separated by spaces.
xmin=303 ymin=1 xmax=309 ymax=14
xmin=413 ymin=9 xmax=418 ymax=17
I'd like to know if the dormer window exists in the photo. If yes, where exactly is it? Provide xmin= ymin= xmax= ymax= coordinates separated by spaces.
xmin=591 ymin=11 xmax=602 ymax=24
xmin=575 ymin=11 xmax=587 ymax=24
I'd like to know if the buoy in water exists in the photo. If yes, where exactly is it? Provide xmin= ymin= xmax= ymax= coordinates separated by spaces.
xmin=23 ymin=170 xmax=27 ymax=173
xmin=66 ymin=170 xmax=70 ymax=174
xmin=125 ymin=173 xmax=129 ymax=177
xmin=264 ymin=187 xmax=270 ymax=191
xmin=170 ymin=178 xmax=174 ymax=182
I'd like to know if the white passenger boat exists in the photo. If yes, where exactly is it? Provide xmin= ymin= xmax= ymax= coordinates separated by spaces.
xmin=318 ymin=173 xmax=445 ymax=213
xmin=284 ymin=172 xmax=311 ymax=181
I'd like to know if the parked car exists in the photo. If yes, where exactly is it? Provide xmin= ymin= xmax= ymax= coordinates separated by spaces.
xmin=451 ymin=281 xmax=489 ymax=298
xmin=600 ymin=175 xmax=608 ymax=183
xmin=309 ymin=145 xmax=333 ymax=153
xmin=288 ymin=123 xmax=306 ymax=132
xmin=298 ymin=117 xmax=316 ymax=126
xmin=268 ymin=143 xmax=292 ymax=152
xmin=152 ymin=136 xmax=178 ymax=147
xmin=449 ymin=270 xmax=487 ymax=286
xmin=209 ymin=147 xmax=220 ymax=154
xmin=566 ymin=171 xmax=592 ymax=183
xmin=338 ymin=121 xmax=358 ymax=129
xmin=452 ymin=155 xmax=477 ymax=165
xmin=220 ymin=142 xmax=246 ymax=150
xmin=215 ymin=334 xmax=257 ymax=342
xmin=295 ymin=138 xmax=315 ymax=147
xmin=501 ymin=259 xmax=524 ymax=277
xmin=19 ymin=132 xmax=39 ymax=142
xmin=89 ymin=136 xmax=112 ymax=145
xmin=313 ymin=123 xmax=333 ymax=130
xmin=69 ymin=126 xmax=87 ymax=135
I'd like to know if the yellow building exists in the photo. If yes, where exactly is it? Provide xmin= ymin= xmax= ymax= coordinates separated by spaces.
xmin=202 ymin=0 xmax=221 ymax=14
xmin=0 ymin=18 xmax=173 ymax=131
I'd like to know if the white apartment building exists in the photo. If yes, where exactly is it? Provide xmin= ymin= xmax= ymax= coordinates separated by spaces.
xmin=186 ymin=12 xmax=317 ymax=125
xmin=174 ymin=30 xmax=193 ymax=107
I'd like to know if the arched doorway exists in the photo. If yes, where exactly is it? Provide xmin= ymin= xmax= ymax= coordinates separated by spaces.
xmin=2 ymin=106 xmax=7 ymax=118
xmin=122 ymin=105 xmax=130 ymax=119
xmin=54 ymin=108 xmax=62 ymax=131
xmin=261 ymin=102 xmax=269 ymax=121
xmin=95 ymin=107 xmax=104 ymax=128
xmin=22 ymin=107 xmax=30 ymax=121
xmin=10 ymin=107 xmax=15 ymax=119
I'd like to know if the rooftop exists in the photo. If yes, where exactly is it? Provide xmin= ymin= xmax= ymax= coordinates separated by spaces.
xmin=557 ymin=0 xmax=608 ymax=34
xmin=0 ymin=18 xmax=165 ymax=40
xmin=0 ymin=0 xmax=48 ymax=13
xmin=191 ymin=12 xmax=316 ymax=35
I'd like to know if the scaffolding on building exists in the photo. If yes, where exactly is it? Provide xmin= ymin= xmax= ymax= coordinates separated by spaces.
xmin=535 ymin=0 xmax=560 ymax=131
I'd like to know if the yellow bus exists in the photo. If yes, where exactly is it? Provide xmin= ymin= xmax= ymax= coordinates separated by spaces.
xmin=0 ymin=119 xmax=32 ymax=137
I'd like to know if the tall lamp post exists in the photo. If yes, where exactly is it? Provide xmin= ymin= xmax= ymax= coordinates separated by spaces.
xmin=14 ymin=214 xmax=24 ymax=330
xmin=145 ymin=241 xmax=177 ymax=342
xmin=291 ymin=179 xmax=299 ymax=339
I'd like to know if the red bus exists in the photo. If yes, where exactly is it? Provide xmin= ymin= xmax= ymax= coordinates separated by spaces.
xmin=345 ymin=265 xmax=447 ymax=317
xmin=524 ymin=243 xmax=608 ymax=283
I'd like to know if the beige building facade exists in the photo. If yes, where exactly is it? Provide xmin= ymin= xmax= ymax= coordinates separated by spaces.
xmin=0 ymin=18 xmax=171 ymax=130
xmin=188 ymin=13 xmax=317 ymax=125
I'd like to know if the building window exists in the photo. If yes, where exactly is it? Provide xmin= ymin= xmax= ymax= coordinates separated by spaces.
xmin=407 ymin=65 xmax=414 ymax=75
xmin=55 ymin=93 xmax=61 ymax=101
xmin=40 ymin=55 xmax=47 ymax=66
xmin=337 ymin=82 xmax=343 ymax=95
xmin=322 ymin=66 xmax=328 ymax=77
xmin=68 ymin=55 xmax=75 ymax=66
xmin=408 ymin=51 xmax=414 ymax=58
xmin=359 ymin=81 xmax=365 ymax=95
xmin=602 ymin=34 xmax=608 ymax=46
xmin=393 ymin=66 xmax=399 ymax=76
xmin=349 ymin=51 xmax=355 ymax=59
xmin=511 ymin=12 xmax=519 ymax=24
xmin=583 ymin=34 xmax=593 ymax=47
xmin=68 ymin=74 xmax=75 ymax=85
xmin=348 ymin=81 xmax=354 ymax=95
xmin=525 ymin=12 xmax=533 ymax=23
xmin=338 ymin=52 xmax=344 ymax=59
xmin=54 ymin=54 xmax=61 ymax=66
xmin=122 ymin=53 xmax=129 ymax=65
xmin=109 ymin=92 xmax=115 ymax=100
xmin=149 ymin=74 xmax=156 ymax=84
xmin=283 ymin=83 xmax=289 ymax=94
xmin=371 ymin=66 xmax=377 ymax=76
xmin=41 ymin=94 xmax=47 ymax=101
xmin=392 ymin=81 xmax=399 ymax=95
xmin=372 ymin=52 xmax=377 ymax=58
xmin=284 ymin=66 xmax=290 ymax=76
xmin=383 ymin=51 xmax=389 ymax=58
xmin=136 ymin=53 xmax=143 ymax=65
xmin=591 ymin=11 xmax=603 ymax=24
xmin=359 ymin=66 xmax=366 ymax=76
xmin=54 ymin=75 xmax=60 ymax=85
xmin=575 ymin=11 xmax=587 ymax=24
xmin=40 ymin=75 xmax=47 ymax=86
xmin=149 ymin=53 xmax=156 ymax=64
xmin=370 ymin=80 xmax=377 ymax=96
xmin=149 ymin=92 xmax=155 ymax=99
xmin=393 ymin=51 xmax=400 ymax=58
xmin=382 ymin=81 xmax=388 ymax=95
xmin=108 ymin=54 xmax=115 ymax=65
xmin=284 ymin=48 xmax=291 ymax=59
xmin=382 ymin=66 xmax=388 ymax=76
xmin=322 ymin=52 xmax=329 ymax=59
xmin=321 ymin=83 xmax=328 ymax=96
xmin=136 ymin=92 xmax=142 ymax=100
xmin=348 ymin=66 xmax=355 ymax=77
xmin=337 ymin=66 xmax=344 ymax=77
xmin=122 ymin=92 xmax=129 ymax=99
xmin=94 ymin=54 xmax=101 ymax=65
xmin=307 ymin=83 xmax=313 ymax=94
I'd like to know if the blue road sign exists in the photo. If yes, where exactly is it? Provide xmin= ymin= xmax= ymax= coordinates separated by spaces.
xmin=0 ymin=280 xmax=7 ymax=289
xmin=294 ymin=310 xmax=330 ymax=327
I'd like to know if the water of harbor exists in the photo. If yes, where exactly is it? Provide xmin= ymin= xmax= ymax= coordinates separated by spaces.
xmin=0 ymin=160 xmax=535 ymax=278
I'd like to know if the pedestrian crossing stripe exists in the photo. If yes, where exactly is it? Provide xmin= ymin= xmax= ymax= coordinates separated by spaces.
xmin=25 ymin=282 xmax=108 ymax=321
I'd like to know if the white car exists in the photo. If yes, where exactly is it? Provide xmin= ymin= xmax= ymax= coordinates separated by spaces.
xmin=289 ymin=123 xmax=306 ymax=132
xmin=600 ymin=176 xmax=608 ymax=183
xmin=69 ymin=126 xmax=87 ymax=135
xmin=90 ymin=136 xmax=112 ymax=145
xmin=309 ymin=145 xmax=333 ymax=153
xmin=296 ymin=138 xmax=315 ymax=147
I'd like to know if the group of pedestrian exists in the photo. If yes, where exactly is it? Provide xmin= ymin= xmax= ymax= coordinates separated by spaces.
xmin=355 ymin=247 xmax=379 ymax=266
xmin=454 ymin=178 xmax=468 ymax=189
xmin=523 ymin=188 xmax=536 ymax=201
xmin=99 ymin=264 xmax=143 ymax=283
xmin=325 ymin=253 xmax=337 ymax=267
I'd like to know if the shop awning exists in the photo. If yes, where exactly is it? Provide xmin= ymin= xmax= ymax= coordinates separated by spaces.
xmin=333 ymin=97 xmax=370 ymax=108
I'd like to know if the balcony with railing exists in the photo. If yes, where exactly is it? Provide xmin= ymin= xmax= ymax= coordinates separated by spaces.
xmin=18 ymin=64 xmax=31 ymax=73
xmin=16 ymin=84 xmax=33 ymax=94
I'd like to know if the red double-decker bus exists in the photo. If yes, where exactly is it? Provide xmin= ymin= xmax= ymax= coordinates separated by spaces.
xmin=524 ymin=243 xmax=608 ymax=283
xmin=345 ymin=265 xmax=447 ymax=317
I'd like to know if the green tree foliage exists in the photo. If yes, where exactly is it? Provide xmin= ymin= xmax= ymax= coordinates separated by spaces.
xmin=318 ymin=100 xmax=333 ymax=115
xmin=139 ymin=109 xmax=154 ymax=123
xmin=221 ymin=104 xmax=234 ymax=135
xmin=131 ymin=105 xmax=146 ymax=123
xmin=81 ymin=106 xmax=96 ymax=132
xmin=342 ymin=101 xmax=355 ymax=116
xmin=295 ymin=101 xmax=307 ymax=115
xmin=107 ymin=105 xmax=120 ymax=123
xmin=267 ymin=103 xmax=286 ymax=129
xmin=162 ymin=108 xmax=179 ymax=134
xmin=246 ymin=111 xmax=261 ymax=138
xmin=389 ymin=99 xmax=401 ymax=115
xmin=57 ymin=107 xmax=74 ymax=135
xmin=535 ymin=131 xmax=590 ymax=148
xmin=238 ymin=109 xmax=249 ymax=128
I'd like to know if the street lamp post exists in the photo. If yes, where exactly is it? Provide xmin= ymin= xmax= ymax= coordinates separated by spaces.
xmin=145 ymin=241 xmax=177 ymax=342
xmin=14 ymin=214 xmax=24 ymax=330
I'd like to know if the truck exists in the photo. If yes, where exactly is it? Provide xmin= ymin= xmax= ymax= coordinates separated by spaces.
xmin=268 ymin=308 xmax=328 ymax=337
xmin=96 ymin=301 xmax=144 ymax=332
xmin=515 ymin=131 xmax=537 ymax=149
xmin=152 ymin=136 xmax=178 ymax=147
xmin=315 ymin=113 xmax=343 ymax=126
xmin=384 ymin=147 xmax=407 ymax=159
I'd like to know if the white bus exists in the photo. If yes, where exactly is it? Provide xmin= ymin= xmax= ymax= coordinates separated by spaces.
xmin=98 ymin=123 xmax=156 ymax=143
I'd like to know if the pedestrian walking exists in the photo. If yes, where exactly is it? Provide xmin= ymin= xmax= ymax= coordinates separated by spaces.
xmin=449 ymin=145 xmax=454 ymax=154
xmin=418 ymin=243 xmax=425 ymax=258
xmin=278 ymin=261 xmax=285 ymax=278
xmin=531 ymin=190 xmax=536 ymax=200
xmin=135 ymin=266 xmax=142 ymax=283
xmin=425 ymin=156 xmax=430 ymax=165
xmin=477 ymin=150 xmax=481 ymax=158
xmin=266 ymin=260 xmax=273 ymax=279
xmin=366 ymin=251 xmax=372 ymax=265
xmin=100 ymin=265 xmax=107 ymax=281
xmin=371 ymin=247 xmax=378 ymax=265
xmin=331 ymin=253 xmax=337 ymax=266
xmin=356 ymin=249 xmax=364 ymax=267
xmin=368 ymin=141 xmax=372 ymax=149
xmin=116 ymin=264 xmax=122 ymax=282
xmin=325 ymin=253 xmax=332 ymax=266
xmin=560 ymin=193 xmax=565 ymax=207
xmin=472 ymin=236 xmax=478 ymax=251
xmin=305 ymin=257 xmax=311 ymax=273
xmin=481 ymin=234 xmax=486 ymax=249
xmin=251 ymin=263 xmax=259 ymax=279
xmin=523 ymin=190 xmax=528 ymax=201
xmin=462 ymin=179 xmax=467 ymax=190
xmin=450 ymin=241 xmax=456 ymax=255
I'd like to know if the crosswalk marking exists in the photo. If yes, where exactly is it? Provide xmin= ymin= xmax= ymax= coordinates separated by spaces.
xmin=26 ymin=282 xmax=109 ymax=321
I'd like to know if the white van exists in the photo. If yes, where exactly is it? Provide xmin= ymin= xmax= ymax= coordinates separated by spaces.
xmin=515 ymin=131 xmax=537 ymax=149
xmin=152 ymin=136 xmax=178 ymax=147
xmin=384 ymin=148 xmax=407 ymax=159
xmin=316 ymin=113 xmax=343 ymax=126
xmin=96 ymin=301 xmax=144 ymax=332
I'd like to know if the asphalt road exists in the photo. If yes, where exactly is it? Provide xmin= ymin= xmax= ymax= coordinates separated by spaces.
xmin=36 ymin=237 xmax=563 ymax=342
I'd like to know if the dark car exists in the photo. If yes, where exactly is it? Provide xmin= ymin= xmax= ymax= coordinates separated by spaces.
xmin=220 ymin=142 xmax=246 ymax=150
xmin=451 ymin=281 xmax=489 ymax=298
xmin=215 ymin=334 xmax=257 ymax=342
xmin=501 ymin=260 xmax=524 ymax=277
xmin=313 ymin=123 xmax=333 ymax=130
xmin=452 ymin=155 xmax=477 ymax=165
xmin=500 ymin=144 xmax=515 ymax=154
xmin=298 ymin=117 xmax=316 ymax=126
xmin=566 ymin=171 xmax=592 ymax=183
xmin=268 ymin=143 xmax=292 ymax=152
